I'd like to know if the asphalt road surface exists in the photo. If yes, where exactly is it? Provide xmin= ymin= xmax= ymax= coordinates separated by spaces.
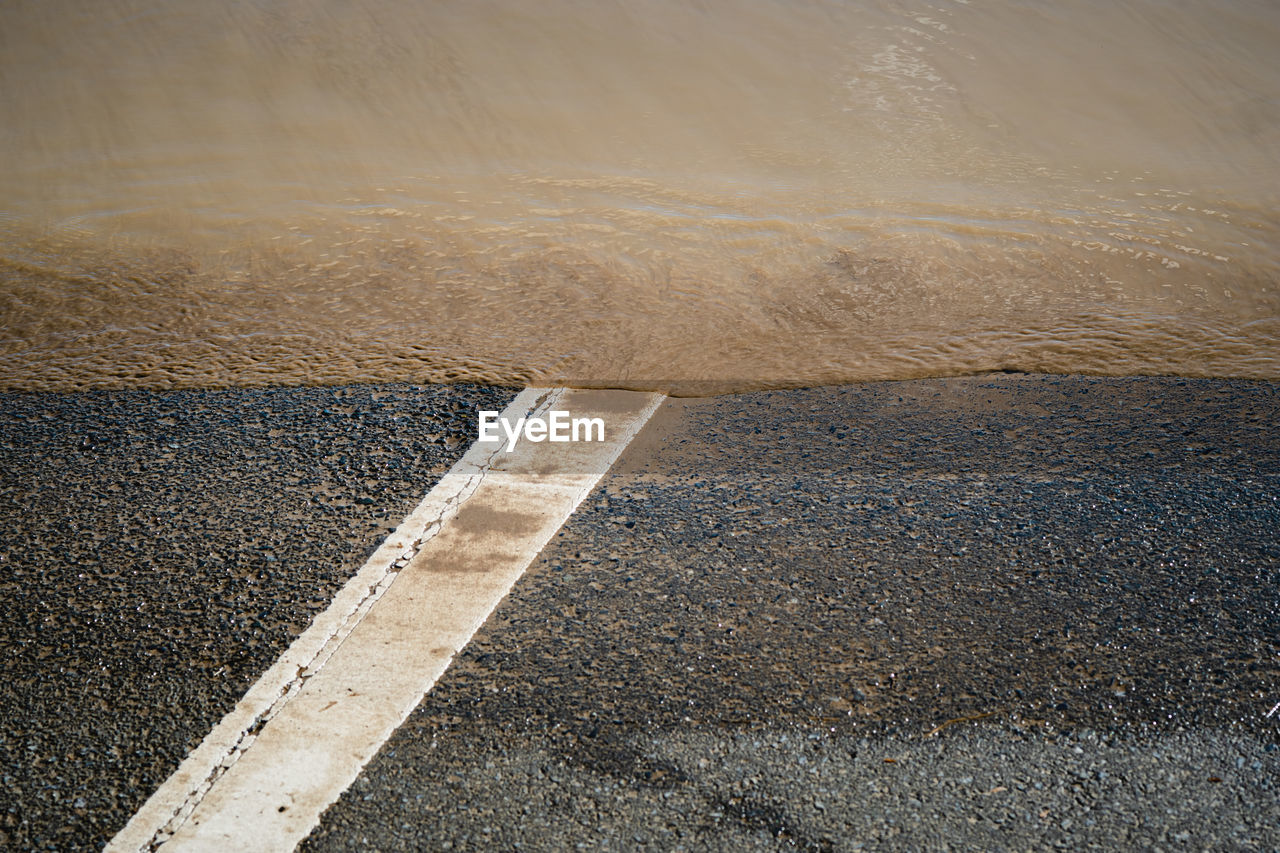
xmin=301 ymin=377 xmax=1280 ymax=852
xmin=2 ymin=376 xmax=1279 ymax=851
xmin=0 ymin=383 xmax=517 ymax=851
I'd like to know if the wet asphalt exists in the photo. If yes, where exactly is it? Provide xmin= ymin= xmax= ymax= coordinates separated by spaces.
xmin=0 ymin=383 xmax=518 ymax=851
xmin=298 ymin=376 xmax=1280 ymax=851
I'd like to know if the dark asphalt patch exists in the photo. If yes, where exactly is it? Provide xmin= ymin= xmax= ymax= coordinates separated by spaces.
xmin=0 ymin=382 xmax=517 ymax=851
xmin=302 ymin=376 xmax=1280 ymax=851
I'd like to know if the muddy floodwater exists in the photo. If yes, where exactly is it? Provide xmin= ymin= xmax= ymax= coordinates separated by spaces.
xmin=2 ymin=0 xmax=1278 ymax=392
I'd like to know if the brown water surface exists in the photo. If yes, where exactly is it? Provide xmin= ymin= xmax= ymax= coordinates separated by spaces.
xmin=2 ymin=0 xmax=1278 ymax=392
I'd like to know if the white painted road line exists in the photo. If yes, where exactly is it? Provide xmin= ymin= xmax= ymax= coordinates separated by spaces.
xmin=107 ymin=387 xmax=665 ymax=853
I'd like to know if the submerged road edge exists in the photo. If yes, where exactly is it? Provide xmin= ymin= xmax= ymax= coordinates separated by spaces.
xmin=107 ymin=387 xmax=665 ymax=853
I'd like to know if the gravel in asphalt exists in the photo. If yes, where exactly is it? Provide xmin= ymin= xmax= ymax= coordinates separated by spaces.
xmin=0 ymin=382 xmax=517 ymax=851
xmin=302 ymin=376 xmax=1280 ymax=852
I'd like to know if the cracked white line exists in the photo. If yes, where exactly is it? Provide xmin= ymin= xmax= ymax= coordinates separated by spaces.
xmin=107 ymin=387 xmax=663 ymax=853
